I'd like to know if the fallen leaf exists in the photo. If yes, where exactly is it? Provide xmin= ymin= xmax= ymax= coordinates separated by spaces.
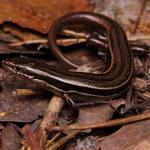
xmin=1 ymin=124 xmax=20 ymax=150
xmin=100 ymin=119 xmax=150 ymax=150
xmin=0 ymin=0 xmax=93 ymax=33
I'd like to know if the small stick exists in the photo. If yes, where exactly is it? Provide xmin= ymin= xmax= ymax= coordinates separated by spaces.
xmin=9 ymin=28 xmax=150 ymax=48
xmin=128 ymin=34 xmax=150 ymax=41
xmin=57 ymin=38 xmax=86 ymax=46
xmin=63 ymin=29 xmax=150 ymax=42
xmin=15 ymin=89 xmax=37 ymax=96
xmin=62 ymin=29 xmax=87 ymax=38
xmin=47 ymin=112 xmax=150 ymax=131
xmin=22 ymin=124 xmax=40 ymax=150
xmin=45 ymin=132 xmax=61 ymax=148
xmin=10 ymin=39 xmax=47 ymax=47
xmin=10 ymin=38 xmax=86 ymax=47
xmin=35 ymin=96 xmax=64 ymax=149
xmin=46 ymin=130 xmax=81 ymax=150
xmin=9 ymin=33 xmax=150 ymax=49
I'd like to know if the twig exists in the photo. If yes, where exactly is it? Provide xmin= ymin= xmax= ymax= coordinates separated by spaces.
xmin=10 ymin=38 xmax=86 ymax=47
xmin=46 ymin=130 xmax=81 ymax=150
xmin=35 ymin=96 xmax=64 ymax=149
xmin=47 ymin=112 xmax=150 ymax=131
xmin=10 ymin=34 xmax=150 ymax=48
xmin=9 ymin=28 xmax=150 ymax=48
xmin=14 ymin=89 xmax=38 ymax=96
xmin=57 ymin=38 xmax=86 ymax=46
xmin=9 ymin=39 xmax=47 ymax=47
xmin=128 ymin=34 xmax=150 ymax=42
xmin=22 ymin=124 xmax=40 ymax=150
xmin=45 ymin=132 xmax=61 ymax=148
xmin=62 ymin=29 xmax=87 ymax=38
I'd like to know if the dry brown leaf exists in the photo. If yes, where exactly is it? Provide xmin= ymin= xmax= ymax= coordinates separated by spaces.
xmin=94 ymin=0 xmax=144 ymax=33
xmin=77 ymin=100 xmax=125 ymax=124
xmin=2 ymin=124 xmax=20 ymax=150
xmin=0 ymin=0 xmax=93 ymax=33
xmin=100 ymin=119 xmax=150 ymax=150
xmin=3 ymin=23 xmax=44 ymax=41
xmin=138 ymin=1 xmax=150 ymax=34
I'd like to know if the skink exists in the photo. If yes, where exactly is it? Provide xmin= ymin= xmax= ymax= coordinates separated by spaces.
xmin=2 ymin=12 xmax=133 ymax=103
